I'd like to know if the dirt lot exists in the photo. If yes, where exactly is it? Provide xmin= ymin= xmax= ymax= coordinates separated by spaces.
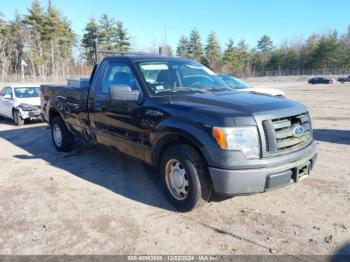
xmin=0 ymin=80 xmax=349 ymax=256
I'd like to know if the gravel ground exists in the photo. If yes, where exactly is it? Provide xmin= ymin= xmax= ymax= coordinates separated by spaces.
xmin=0 ymin=80 xmax=349 ymax=256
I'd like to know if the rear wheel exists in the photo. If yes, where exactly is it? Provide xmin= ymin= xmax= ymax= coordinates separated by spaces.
xmin=160 ymin=144 xmax=212 ymax=212
xmin=13 ymin=110 xmax=24 ymax=126
xmin=51 ymin=116 xmax=74 ymax=152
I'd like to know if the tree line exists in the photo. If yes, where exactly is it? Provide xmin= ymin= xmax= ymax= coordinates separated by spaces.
xmin=0 ymin=0 xmax=75 ymax=81
xmin=176 ymin=28 xmax=350 ymax=76
xmin=1 ymin=0 xmax=350 ymax=81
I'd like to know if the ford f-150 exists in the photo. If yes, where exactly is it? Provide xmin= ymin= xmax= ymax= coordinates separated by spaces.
xmin=41 ymin=55 xmax=317 ymax=212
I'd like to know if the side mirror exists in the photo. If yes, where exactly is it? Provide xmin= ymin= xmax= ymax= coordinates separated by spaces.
xmin=109 ymin=85 xmax=140 ymax=102
xmin=3 ymin=94 xmax=12 ymax=100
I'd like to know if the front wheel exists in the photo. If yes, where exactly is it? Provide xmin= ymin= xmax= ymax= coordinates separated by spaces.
xmin=51 ymin=116 xmax=75 ymax=152
xmin=160 ymin=144 xmax=212 ymax=212
xmin=13 ymin=110 xmax=24 ymax=126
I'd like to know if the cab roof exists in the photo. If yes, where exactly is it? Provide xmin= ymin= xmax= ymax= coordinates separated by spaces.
xmin=101 ymin=55 xmax=193 ymax=63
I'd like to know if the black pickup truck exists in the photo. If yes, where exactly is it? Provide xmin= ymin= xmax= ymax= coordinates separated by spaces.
xmin=41 ymin=55 xmax=317 ymax=212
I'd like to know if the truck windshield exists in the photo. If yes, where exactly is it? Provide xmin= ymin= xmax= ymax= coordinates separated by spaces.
xmin=137 ymin=61 xmax=231 ymax=95
xmin=220 ymin=75 xmax=251 ymax=89
xmin=14 ymin=87 xmax=40 ymax=98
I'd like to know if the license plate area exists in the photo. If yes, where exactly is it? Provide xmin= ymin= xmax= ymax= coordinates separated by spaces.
xmin=293 ymin=161 xmax=311 ymax=182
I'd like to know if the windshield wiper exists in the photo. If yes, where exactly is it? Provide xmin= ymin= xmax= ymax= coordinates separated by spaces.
xmin=205 ymin=86 xmax=229 ymax=92
xmin=184 ymin=88 xmax=209 ymax=93
xmin=155 ymin=88 xmax=209 ymax=95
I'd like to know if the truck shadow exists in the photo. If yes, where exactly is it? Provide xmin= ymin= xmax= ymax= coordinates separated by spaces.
xmin=0 ymin=122 xmax=176 ymax=211
xmin=313 ymin=129 xmax=350 ymax=145
xmin=331 ymin=242 xmax=350 ymax=262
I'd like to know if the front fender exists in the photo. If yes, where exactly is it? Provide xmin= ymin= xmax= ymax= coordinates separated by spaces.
xmin=150 ymin=117 xmax=220 ymax=166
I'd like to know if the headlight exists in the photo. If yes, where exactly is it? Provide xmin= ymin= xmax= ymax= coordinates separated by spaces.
xmin=213 ymin=126 xmax=260 ymax=159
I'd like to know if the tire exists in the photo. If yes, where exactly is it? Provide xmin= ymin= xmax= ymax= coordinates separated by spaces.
xmin=51 ymin=116 xmax=75 ymax=152
xmin=160 ymin=144 xmax=212 ymax=212
xmin=13 ymin=110 xmax=24 ymax=126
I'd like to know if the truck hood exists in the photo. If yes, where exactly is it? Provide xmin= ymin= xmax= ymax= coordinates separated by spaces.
xmin=168 ymin=91 xmax=303 ymax=117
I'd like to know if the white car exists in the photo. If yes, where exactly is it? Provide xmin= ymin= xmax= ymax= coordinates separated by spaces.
xmin=219 ymin=74 xmax=285 ymax=97
xmin=0 ymin=84 xmax=42 ymax=126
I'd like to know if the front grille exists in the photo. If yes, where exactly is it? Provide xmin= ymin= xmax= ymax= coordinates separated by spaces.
xmin=262 ymin=121 xmax=270 ymax=152
xmin=262 ymin=113 xmax=312 ymax=156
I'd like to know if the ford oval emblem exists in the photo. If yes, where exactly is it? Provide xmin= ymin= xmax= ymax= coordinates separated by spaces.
xmin=293 ymin=125 xmax=305 ymax=138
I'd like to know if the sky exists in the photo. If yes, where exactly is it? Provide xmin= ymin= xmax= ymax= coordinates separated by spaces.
xmin=1 ymin=0 xmax=350 ymax=51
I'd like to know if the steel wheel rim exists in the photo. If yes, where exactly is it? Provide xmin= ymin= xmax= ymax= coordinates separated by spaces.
xmin=165 ymin=159 xmax=189 ymax=200
xmin=53 ymin=124 xmax=63 ymax=147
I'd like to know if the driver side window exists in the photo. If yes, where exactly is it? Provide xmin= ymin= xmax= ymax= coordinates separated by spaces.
xmin=7 ymin=88 xmax=13 ymax=98
xmin=0 ymin=87 xmax=9 ymax=96
xmin=102 ymin=63 xmax=140 ymax=94
xmin=2 ymin=87 xmax=12 ymax=98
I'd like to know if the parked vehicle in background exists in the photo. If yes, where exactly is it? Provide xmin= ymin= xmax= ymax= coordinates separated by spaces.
xmin=41 ymin=55 xmax=317 ymax=212
xmin=218 ymin=74 xmax=285 ymax=97
xmin=337 ymin=75 xmax=350 ymax=83
xmin=308 ymin=77 xmax=333 ymax=84
xmin=0 ymin=84 xmax=42 ymax=126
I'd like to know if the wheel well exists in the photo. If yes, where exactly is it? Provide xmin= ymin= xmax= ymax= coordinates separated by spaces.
xmin=49 ymin=109 xmax=60 ymax=125
xmin=12 ymin=107 xmax=20 ymax=116
xmin=156 ymin=134 xmax=213 ymax=186
xmin=11 ymin=108 xmax=16 ymax=118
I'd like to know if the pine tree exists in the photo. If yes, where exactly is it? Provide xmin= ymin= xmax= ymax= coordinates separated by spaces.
xmin=311 ymin=31 xmax=342 ymax=68
xmin=0 ymin=13 xmax=12 ymax=81
xmin=40 ymin=1 xmax=75 ymax=77
xmin=236 ymin=39 xmax=250 ymax=74
xmin=82 ymin=17 xmax=99 ymax=64
xmin=0 ymin=12 xmax=6 ymax=34
xmin=23 ymin=0 xmax=45 ymax=34
xmin=98 ymin=14 xmax=116 ymax=50
xmin=257 ymin=35 xmax=274 ymax=53
xmin=256 ymin=35 xmax=274 ymax=72
xmin=189 ymin=29 xmax=203 ymax=61
xmin=223 ymin=39 xmax=240 ymax=73
xmin=22 ymin=0 xmax=46 ymax=77
xmin=176 ymin=35 xmax=190 ymax=58
xmin=9 ymin=13 xmax=25 ymax=75
xmin=302 ymin=34 xmax=320 ymax=68
xmin=205 ymin=31 xmax=221 ymax=70
xmin=343 ymin=26 xmax=350 ymax=67
xmin=115 ymin=21 xmax=130 ymax=51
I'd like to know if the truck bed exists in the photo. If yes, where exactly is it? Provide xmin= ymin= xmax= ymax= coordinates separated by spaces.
xmin=41 ymin=84 xmax=90 ymax=136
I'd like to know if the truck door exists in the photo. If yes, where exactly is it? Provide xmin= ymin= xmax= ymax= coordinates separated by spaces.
xmin=89 ymin=62 xmax=148 ymax=160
